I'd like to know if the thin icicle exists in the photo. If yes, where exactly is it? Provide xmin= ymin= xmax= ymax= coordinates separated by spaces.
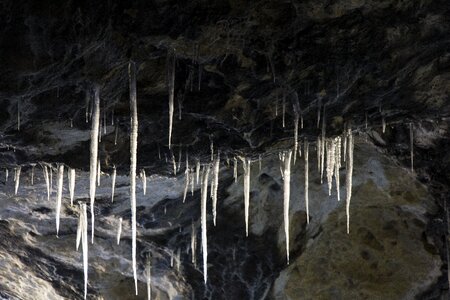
xmin=141 ymin=169 xmax=147 ymax=195
xmin=5 ymin=168 xmax=8 ymax=182
xmin=317 ymin=136 xmax=321 ymax=172
xmin=241 ymin=158 xmax=251 ymax=237
xmin=69 ymin=168 xmax=75 ymax=206
xmin=343 ymin=126 xmax=347 ymax=163
xmin=90 ymin=86 xmax=100 ymax=244
xmin=282 ymin=92 xmax=286 ymax=128
xmin=293 ymin=114 xmax=299 ymax=165
xmin=50 ymin=165 xmax=53 ymax=195
xmin=117 ymin=217 xmax=122 ymax=245
xmin=382 ymin=115 xmax=386 ymax=133
xmin=146 ymin=255 xmax=152 ymax=300
xmin=200 ymin=165 xmax=211 ymax=283
xmin=129 ymin=61 xmax=139 ymax=295
xmin=168 ymin=53 xmax=175 ymax=149
xmin=191 ymin=222 xmax=197 ymax=266
xmin=326 ymin=139 xmax=336 ymax=196
xmin=171 ymin=151 xmax=177 ymax=175
xmin=56 ymin=164 xmax=64 ymax=236
xmin=31 ymin=164 xmax=36 ymax=186
xmin=183 ymin=167 xmax=190 ymax=203
xmin=346 ymin=128 xmax=354 ymax=234
xmin=196 ymin=160 xmax=200 ymax=185
xmin=81 ymin=203 xmax=88 ymax=299
xmin=304 ymin=140 xmax=310 ymax=224
xmin=97 ymin=159 xmax=101 ymax=186
xmin=410 ymin=123 xmax=414 ymax=172
xmin=43 ymin=165 xmax=50 ymax=200
xmin=283 ymin=150 xmax=292 ymax=264
xmin=233 ymin=157 xmax=238 ymax=183
xmin=14 ymin=166 xmax=21 ymax=195
xmin=210 ymin=139 xmax=214 ymax=161
xmin=212 ymin=155 xmax=220 ymax=226
xmin=177 ymin=147 xmax=182 ymax=172
xmin=111 ymin=166 xmax=116 ymax=202
xmin=76 ymin=209 xmax=82 ymax=251
xmin=114 ymin=122 xmax=119 ymax=145
xmin=190 ymin=168 xmax=195 ymax=196
xmin=335 ymin=137 xmax=342 ymax=201
xmin=320 ymin=106 xmax=326 ymax=184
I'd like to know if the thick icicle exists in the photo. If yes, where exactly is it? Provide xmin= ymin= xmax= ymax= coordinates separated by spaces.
xmin=141 ymin=169 xmax=147 ymax=195
xmin=191 ymin=222 xmax=197 ymax=266
xmin=129 ymin=61 xmax=139 ymax=295
xmin=200 ymin=165 xmax=211 ymax=283
xmin=410 ymin=123 xmax=414 ymax=172
xmin=69 ymin=168 xmax=75 ymax=206
xmin=97 ymin=159 xmax=101 ymax=186
xmin=111 ymin=166 xmax=116 ymax=202
xmin=168 ymin=53 xmax=175 ymax=149
xmin=43 ymin=165 xmax=50 ymax=200
xmin=283 ymin=150 xmax=292 ymax=264
xmin=89 ymin=86 xmax=100 ymax=244
xmin=241 ymin=158 xmax=251 ymax=237
xmin=304 ymin=140 xmax=310 ymax=224
xmin=345 ymin=128 xmax=354 ymax=234
xmin=146 ymin=255 xmax=152 ymax=300
xmin=212 ymin=155 xmax=220 ymax=226
xmin=56 ymin=164 xmax=64 ymax=236
xmin=14 ymin=166 xmax=21 ymax=195
xmin=117 ymin=217 xmax=122 ymax=245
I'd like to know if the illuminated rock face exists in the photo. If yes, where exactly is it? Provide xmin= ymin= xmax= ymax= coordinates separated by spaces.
xmin=1 ymin=0 xmax=450 ymax=299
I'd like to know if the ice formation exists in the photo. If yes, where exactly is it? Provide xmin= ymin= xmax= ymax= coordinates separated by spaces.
xmin=168 ymin=53 xmax=175 ymax=149
xmin=200 ymin=165 xmax=211 ymax=283
xmin=282 ymin=150 xmax=292 ymax=264
xmin=56 ymin=164 xmax=64 ymax=236
xmin=111 ymin=165 xmax=116 ymax=202
xmin=241 ymin=157 xmax=251 ymax=237
xmin=304 ymin=140 xmax=310 ymax=224
xmin=345 ymin=128 xmax=354 ymax=234
xmin=89 ymin=86 xmax=100 ymax=244
xmin=141 ymin=169 xmax=147 ymax=195
xmin=14 ymin=166 xmax=21 ymax=195
xmin=117 ymin=217 xmax=122 ymax=245
xmin=69 ymin=168 xmax=75 ymax=206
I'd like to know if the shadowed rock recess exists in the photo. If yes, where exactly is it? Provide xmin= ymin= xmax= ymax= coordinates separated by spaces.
xmin=1 ymin=0 xmax=450 ymax=299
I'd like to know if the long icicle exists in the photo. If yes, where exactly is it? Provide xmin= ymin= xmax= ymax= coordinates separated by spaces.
xmin=69 ymin=168 xmax=75 ymax=206
xmin=56 ymin=164 xmax=64 ymax=236
xmin=335 ymin=137 xmax=341 ymax=201
xmin=129 ymin=61 xmax=139 ymax=295
xmin=242 ymin=158 xmax=251 ymax=237
xmin=90 ymin=86 xmax=100 ymax=244
xmin=212 ymin=154 xmax=220 ymax=226
xmin=183 ymin=166 xmax=190 ymax=203
xmin=168 ymin=52 xmax=175 ymax=149
xmin=14 ymin=166 xmax=21 ymax=195
xmin=81 ymin=203 xmax=88 ymax=299
xmin=111 ymin=165 xmax=116 ymax=202
xmin=283 ymin=150 xmax=292 ymax=264
xmin=320 ymin=105 xmax=326 ymax=184
xmin=233 ymin=157 xmax=238 ymax=183
xmin=346 ymin=128 xmax=354 ymax=234
xmin=201 ymin=165 xmax=211 ymax=283
xmin=304 ymin=140 xmax=310 ymax=224
xmin=191 ymin=221 xmax=197 ymax=266
xmin=43 ymin=165 xmax=50 ymax=200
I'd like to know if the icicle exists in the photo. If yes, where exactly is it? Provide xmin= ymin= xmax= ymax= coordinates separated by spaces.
xmin=410 ymin=123 xmax=414 ymax=172
xmin=258 ymin=154 xmax=262 ymax=171
xmin=85 ymin=91 xmax=90 ymax=123
xmin=320 ymin=106 xmax=326 ymax=184
xmin=56 ymin=164 xmax=64 ymax=236
xmin=293 ymin=113 xmax=299 ymax=165
xmin=190 ymin=168 xmax=195 ymax=196
xmin=129 ymin=61 xmax=139 ymax=295
xmin=335 ymin=137 xmax=341 ymax=201
xmin=191 ymin=222 xmax=197 ymax=266
xmin=111 ymin=165 xmax=116 ymax=202
xmin=117 ymin=217 xmax=122 ymax=245
xmin=212 ymin=155 xmax=220 ymax=226
xmin=210 ymin=139 xmax=214 ymax=161
xmin=196 ymin=160 xmax=200 ymax=185
xmin=301 ymin=114 xmax=304 ymax=129
xmin=200 ymin=165 xmax=210 ymax=283
xmin=171 ymin=151 xmax=177 ymax=175
xmin=14 ymin=166 xmax=21 ymax=195
xmin=233 ymin=157 xmax=238 ymax=183
xmin=326 ymin=139 xmax=336 ymax=196
xmin=157 ymin=144 xmax=161 ymax=160
xmin=97 ymin=159 xmax=101 ymax=186
xmin=5 ymin=168 xmax=8 ymax=182
xmin=76 ymin=209 xmax=82 ymax=251
xmin=283 ymin=150 xmax=292 ymax=264
xmin=317 ymin=136 xmax=321 ymax=172
xmin=183 ymin=167 xmax=190 ymax=203
xmin=241 ymin=158 xmax=251 ymax=237
xmin=168 ymin=53 xmax=176 ymax=149
xmin=170 ymin=250 xmax=174 ymax=267
xmin=141 ymin=169 xmax=147 ymax=195
xmin=103 ymin=111 xmax=107 ymax=134
xmin=81 ymin=203 xmax=88 ymax=299
xmin=382 ymin=115 xmax=386 ymax=133
xmin=89 ymin=86 xmax=100 ymax=244
xmin=282 ymin=92 xmax=286 ymax=128
xmin=69 ymin=168 xmax=75 ymax=206
xmin=146 ymin=255 xmax=152 ymax=300
xmin=343 ymin=126 xmax=347 ymax=163
xmin=50 ymin=165 xmax=53 ymax=196
xmin=43 ymin=165 xmax=50 ymax=200
xmin=275 ymin=95 xmax=278 ymax=116
xmin=114 ymin=122 xmax=119 ymax=146
xmin=317 ymin=101 xmax=321 ymax=129
xmin=345 ymin=128 xmax=354 ymax=234
xmin=31 ymin=164 xmax=36 ymax=186
xmin=304 ymin=140 xmax=310 ymax=224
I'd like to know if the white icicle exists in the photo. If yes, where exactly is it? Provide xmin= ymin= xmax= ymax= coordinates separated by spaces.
xmin=382 ymin=115 xmax=386 ymax=133
xmin=190 ymin=168 xmax=195 ymax=196
xmin=241 ymin=158 xmax=251 ymax=237
xmin=117 ymin=217 xmax=122 ymax=245
xmin=191 ymin=222 xmax=197 ymax=266
xmin=69 ymin=168 xmax=75 ymax=206
xmin=183 ymin=167 xmax=190 ymax=203
xmin=345 ymin=128 xmax=354 ymax=234
xmin=212 ymin=155 xmax=220 ymax=226
xmin=5 ymin=168 xmax=8 ymax=182
xmin=89 ymin=87 xmax=100 ymax=244
xmin=76 ymin=210 xmax=82 ymax=251
xmin=176 ymin=248 xmax=181 ymax=272
xmin=31 ymin=164 xmax=36 ymax=186
xmin=233 ymin=157 xmax=238 ymax=183
xmin=196 ymin=160 xmax=200 ymax=185
xmin=343 ymin=128 xmax=347 ymax=163
xmin=326 ymin=139 xmax=336 ymax=196
xmin=410 ymin=123 xmax=414 ymax=172
xmin=283 ymin=150 xmax=292 ymax=264
xmin=304 ymin=140 xmax=310 ymax=224
xmin=14 ymin=166 xmax=21 ymax=195
xmin=210 ymin=140 xmax=214 ymax=161
xmin=81 ymin=203 xmax=88 ymax=299
xmin=56 ymin=164 xmax=64 ymax=236
xmin=111 ymin=166 xmax=116 ymax=202
xmin=50 ymin=165 xmax=53 ymax=196
xmin=320 ymin=107 xmax=326 ymax=184
xmin=177 ymin=147 xmax=182 ymax=172
xmin=97 ymin=159 xmax=101 ymax=186
xmin=335 ymin=137 xmax=342 ymax=201
xmin=141 ymin=169 xmax=147 ymax=195
xmin=293 ymin=113 xmax=299 ymax=165
xmin=146 ymin=256 xmax=152 ymax=300
xmin=200 ymin=165 xmax=210 ymax=283
xmin=317 ymin=136 xmax=321 ymax=172
xmin=43 ymin=165 xmax=50 ymax=200
xmin=168 ymin=53 xmax=175 ymax=149
xmin=114 ymin=123 xmax=119 ymax=146
xmin=129 ymin=61 xmax=139 ymax=295
xmin=171 ymin=152 xmax=177 ymax=175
